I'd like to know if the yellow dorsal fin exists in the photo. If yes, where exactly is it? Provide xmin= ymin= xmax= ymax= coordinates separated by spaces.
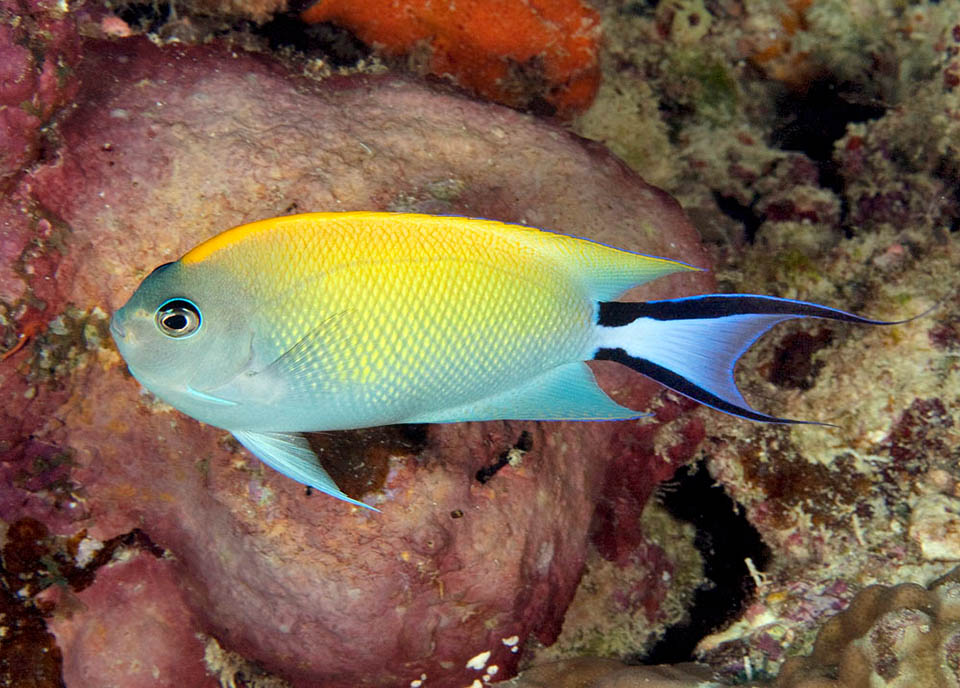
xmin=181 ymin=212 xmax=405 ymax=265
xmin=180 ymin=213 xmax=702 ymax=300
xmin=182 ymin=215 xmax=288 ymax=264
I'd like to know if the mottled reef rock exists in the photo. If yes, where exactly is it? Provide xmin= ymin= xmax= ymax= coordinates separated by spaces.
xmin=570 ymin=0 xmax=960 ymax=683
xmin=7 ymin=0 xmax=960 ymax=684
xmin=0 ymin=34 xmax=711 ymax=688
xmin=0 ymin=0 xmax=80 ymax=194
xmin=774 ymin=568 xmax=960 ymax=688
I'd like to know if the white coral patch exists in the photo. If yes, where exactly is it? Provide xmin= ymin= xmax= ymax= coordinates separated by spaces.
xmin=75 ymin=537 xmax=104 ymax=567
xmin=465 ymin=650 xmax=491 ymax=671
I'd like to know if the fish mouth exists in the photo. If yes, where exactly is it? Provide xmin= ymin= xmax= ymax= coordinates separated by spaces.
xmin=109 ymin=314 xmax=127 ymax=341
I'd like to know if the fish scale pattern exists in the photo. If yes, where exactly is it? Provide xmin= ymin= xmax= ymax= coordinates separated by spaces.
xmin=208 ymin=213 xmax=596 ymax=424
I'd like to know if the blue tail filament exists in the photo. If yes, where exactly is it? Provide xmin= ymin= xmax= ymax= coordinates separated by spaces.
xmin=593 ymin=294 xmax=913 ymax=424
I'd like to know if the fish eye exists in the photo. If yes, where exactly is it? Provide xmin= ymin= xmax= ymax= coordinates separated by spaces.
xmin=155 ymin=298 xmax=201 ymax=338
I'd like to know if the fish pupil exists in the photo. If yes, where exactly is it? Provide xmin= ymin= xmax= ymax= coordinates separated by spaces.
xmin=164 ymin=313 xmax=188 ymax=330
xmin=155 ymin=298 xmax=201 ymax=338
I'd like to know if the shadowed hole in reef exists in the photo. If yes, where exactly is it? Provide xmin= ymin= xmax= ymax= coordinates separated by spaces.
xmin=714 ymin=79 xmax=887 ymax=241
xmin=713 ymin=191 xmax=764 ymax=243
xmin=116 ymin=2 xmax=174 ymax=33
xmin=251 ymin=13 xmax=371 ymax=66
xmin=476 ymin=430 xmax=534 ymax=484
xmin=639 ymin=460 xmax=771 ymax=665
xmin=306 ymin=424 xmax=428 ymax=500
xmin=771 ymin=78 xmax=887 ymax=194
xmin=769 ymin=328 xmax=834 ymax=390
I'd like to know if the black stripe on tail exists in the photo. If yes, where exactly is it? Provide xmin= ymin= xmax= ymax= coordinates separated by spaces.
xmin=592 ymin=294 xmax=919 ymax=424
xmin=594 ymin=346 xmax=822 ymax=425
xmin=597 ymin=296 xmax=897 ymax=327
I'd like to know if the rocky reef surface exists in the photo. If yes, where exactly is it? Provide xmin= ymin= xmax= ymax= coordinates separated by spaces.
xmin=0 ymin=4 xmax=711 ymax=686
xmin=566 ymin=0 xmax=960 ymax=686
xmin=2 ymin=0 xmax=960 ymax=686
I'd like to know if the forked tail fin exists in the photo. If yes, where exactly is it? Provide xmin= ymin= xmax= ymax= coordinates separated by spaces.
xmin=592 ymin=294 xmax=913 ymax=424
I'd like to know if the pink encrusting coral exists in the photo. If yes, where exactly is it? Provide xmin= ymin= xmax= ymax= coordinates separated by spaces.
xmin=48 ymin=551 xmax=219 ymax=688
xmin=0 ymin=1 xmax=80 ymax=192
xmin=0 ymin=0 xmax=81 ymax=330
xmin=0 ymin=32 xmax=712 ymax=687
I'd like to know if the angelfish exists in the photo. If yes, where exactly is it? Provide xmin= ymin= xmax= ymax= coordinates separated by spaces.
xmin=110 ymin=212 xmax=896 ymax=509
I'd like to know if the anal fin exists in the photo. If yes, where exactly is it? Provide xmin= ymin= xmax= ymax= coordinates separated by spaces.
xmin=404 ymin=362 xmax=644 ymax=423
xmin=231 ymin=430 xmax=378 ymax=511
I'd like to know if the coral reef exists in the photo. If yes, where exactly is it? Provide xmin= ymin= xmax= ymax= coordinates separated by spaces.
xmin=0 ymin=12 xmax=711 ymax=685
xmin=2 ymin=0 xmax=960 ymax=683
xmin=564 ymin=0 xmax=960 ymax=683
xmin=300 ymin=0 xmax=602 ymax=116
xmin=504 ymin=656 xmax=717 ymax=687
xmin=48 ymin=550 xmax=218 ymax=688
xmin=0 ymin=516 xmax=176 ymax=687
xmin=775 ymin=568 xmax=960 ymax=687
xmin=526 ymin=398 xmax=715 ymax=665
xmin=0 ymin=0 xmax=80 ymax=193
xmin=0 ymin=518 xmax=66 ymax=687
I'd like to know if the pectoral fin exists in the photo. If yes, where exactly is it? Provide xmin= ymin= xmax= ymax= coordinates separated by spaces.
xmin=260 ymin=311 xmax=349 ymax=380
xmin=231 ymin=430 xmax=378 ymax=511
xmin=194 ymin=313 xmax=350 ymax=408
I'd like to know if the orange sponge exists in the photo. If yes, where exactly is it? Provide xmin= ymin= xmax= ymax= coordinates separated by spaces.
xmin=745 ymin=0 xmax=821 ymax=89
xmin=301 ymin=0 xmax=601 ymax=116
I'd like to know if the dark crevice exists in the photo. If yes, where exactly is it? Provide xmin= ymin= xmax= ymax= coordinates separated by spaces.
xmin=771 ymin=79 xmax=887 ymax=195
xmin=713 ymin=191 xmax=764 ymax=243
xmin=476 ymin=430 xmax=533 ymax=484
xmin=112 ymin=3 xmax=371 ymax=68
xmin=621 ymin=0 xmax=658 ymax=17
xmin=306 ymin=424 xmax=427 ymax=500
xmin=250 ymin=14 xmax=370 ymax=65
xmin=769 ymin=328 xmax=834 ymax=390
xmin=639 ymin=461 xmax=771 ymax=665
xmin=115 ymin=1 xmax=174 ymax=33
